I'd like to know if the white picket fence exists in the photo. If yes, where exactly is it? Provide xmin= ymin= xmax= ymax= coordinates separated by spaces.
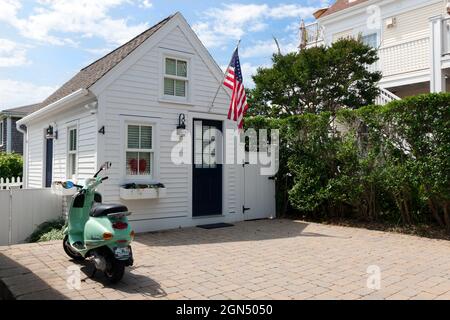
xmin=0 ymin=176 xmax=23 ymax=190
xmin=0 ymin=188 xmax=63 ymax=246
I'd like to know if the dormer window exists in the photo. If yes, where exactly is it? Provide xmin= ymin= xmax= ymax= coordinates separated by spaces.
xmin=164 ymin=57 xmax=188 ymax=98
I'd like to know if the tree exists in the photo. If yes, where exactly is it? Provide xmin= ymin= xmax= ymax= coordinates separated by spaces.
xmin=0 ymin=152 xmax=23 ymax=179
xmin=248 ymin=38 xmax=382 ymax=117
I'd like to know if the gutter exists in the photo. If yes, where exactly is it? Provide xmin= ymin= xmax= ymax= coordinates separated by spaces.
xmin=16 ymin=88 xmax=90 ymax=126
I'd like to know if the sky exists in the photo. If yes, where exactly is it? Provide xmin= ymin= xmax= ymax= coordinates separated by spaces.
xmin=0 ymin=0 xmax=330 ymax=109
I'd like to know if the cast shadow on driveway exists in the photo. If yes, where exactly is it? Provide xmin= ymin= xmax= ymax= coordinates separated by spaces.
xmin=79 ymin=262 xmax=166 ymax=298
xmin=0 ymin=252 xmax=68 ymax=300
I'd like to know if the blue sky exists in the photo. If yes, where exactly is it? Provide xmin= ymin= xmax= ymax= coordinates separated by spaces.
xmin=0 ymin=0 xmax=329 ymax=109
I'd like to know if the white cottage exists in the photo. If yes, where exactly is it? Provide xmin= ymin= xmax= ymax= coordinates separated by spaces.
xmin=17 ymin=12 xmax=276 ymax=232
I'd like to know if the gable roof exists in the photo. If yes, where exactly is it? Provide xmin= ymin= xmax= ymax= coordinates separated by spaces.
xmin=39 ymin=13 xmax=175 ymax=109
xmin=321 ymin=0 xmax=369 ymax=18
xmin=1 ymin=103 xmax=42 ymax=116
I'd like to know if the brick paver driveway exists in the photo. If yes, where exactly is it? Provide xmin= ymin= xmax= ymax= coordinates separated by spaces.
xmin=1 ymin=219 xmax=450 ymax=300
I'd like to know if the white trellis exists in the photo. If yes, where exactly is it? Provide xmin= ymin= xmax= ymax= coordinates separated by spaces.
xmin=0 ymin=176 xmax=23 ymax=190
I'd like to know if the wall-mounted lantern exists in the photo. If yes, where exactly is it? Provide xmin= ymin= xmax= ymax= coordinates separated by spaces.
xmin=45 ymin=125 xmax=58 ymax=140
xmin=177 ymin=114 xmax=186 ymax=137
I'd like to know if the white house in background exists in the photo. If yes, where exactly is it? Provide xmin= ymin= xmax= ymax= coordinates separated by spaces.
xmin=17 ymin=12 xmax=275 ymax=232
xmin=303 ymin=0 xmax=450 ymax=102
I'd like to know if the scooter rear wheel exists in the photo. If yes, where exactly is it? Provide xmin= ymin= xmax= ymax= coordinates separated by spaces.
xmin=104 ymin=258 xmax=125 ymax=283
xmin=63 ymin=235 xmax=85 ymax=261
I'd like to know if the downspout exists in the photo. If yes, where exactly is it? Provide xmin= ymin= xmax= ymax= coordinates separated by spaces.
xmin=16 ymin=123 xmax=28 ymax=189
xmin=6 ymin=116 xmax=11 ymax=153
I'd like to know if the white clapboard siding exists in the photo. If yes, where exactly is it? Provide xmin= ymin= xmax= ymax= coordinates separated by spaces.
xmin=0 ymin=176 xmax=23 ymax=190
xmin=99 ymin=24 xmax=237 ymax=226
xmin=382 ymin=2 xmax=444 ymax=47
xmin=25 ymin=104 xmax=97 ymax=188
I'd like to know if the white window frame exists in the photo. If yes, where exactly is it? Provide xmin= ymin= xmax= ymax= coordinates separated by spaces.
xmin=67 ymin=126 xmax=78 ymax=179
xmin=161 ymin=54 xmax=191 ymax=103
xmin=125 ymin=122 xmax=155 ymax=179
xmin=0 ymin=121 xmax=3 ymax=147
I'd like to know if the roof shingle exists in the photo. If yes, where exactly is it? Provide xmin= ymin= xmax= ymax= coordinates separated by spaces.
xmin=1 ymin=103 xmax=42 ymax=115
xmin=321 ymin=0 xmax=369 ymax=18
xmin=39 ymin=14 xmax=174 ymax=109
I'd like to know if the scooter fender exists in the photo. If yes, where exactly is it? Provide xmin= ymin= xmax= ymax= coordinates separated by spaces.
xmin=84 ymin=217 xmax=114 ymax=248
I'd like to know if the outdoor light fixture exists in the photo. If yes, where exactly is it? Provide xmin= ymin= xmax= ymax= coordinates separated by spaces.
xmin=45 ymin=125 xmax=58 ymax=140
xmin=177 ymin=113 xmax=186 ymax=137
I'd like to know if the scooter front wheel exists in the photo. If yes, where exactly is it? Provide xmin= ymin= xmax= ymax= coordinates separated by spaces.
xmin=104 ymin=258 xmax=125 ymax=283
xmin=63 ymin=235 xmax=85 ymax=261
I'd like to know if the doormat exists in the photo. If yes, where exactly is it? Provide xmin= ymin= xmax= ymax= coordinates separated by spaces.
xmin=197 ymin=223 xmax=234 ymax=229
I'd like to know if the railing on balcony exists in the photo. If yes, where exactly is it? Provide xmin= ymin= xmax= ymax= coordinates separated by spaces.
xmin=375 ymin=88 xmax=401 ymax=106
xmin=378 ymin=37 xmax=430 ymax=77
xmin=303 ymin=22 xmax=324 ymax=47
xmin=443 ymin=17 xmax=450 ymax=56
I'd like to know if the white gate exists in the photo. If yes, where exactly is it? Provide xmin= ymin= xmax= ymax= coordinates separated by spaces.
xmin=0 ymin=188 xmax=63 ymax=245
xmin=243 ymin=162 xmax=276 ymax=220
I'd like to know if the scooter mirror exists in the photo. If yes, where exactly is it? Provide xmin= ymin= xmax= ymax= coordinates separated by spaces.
xmin=102 ymin=162 xmax=112 ymax=170
xmin=62 ymin=181 xmax=74 ymax=189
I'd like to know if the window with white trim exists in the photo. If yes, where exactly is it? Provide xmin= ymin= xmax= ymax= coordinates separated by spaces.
xmin=126 ymin=124 xmax=153 ymax=177
xmin=0 ymin=121 xmax=3 ymax=146
xmin=67 ymin=127 xmax=77 ymax=178
xmin=163 ymin=57 xmax=188 ymax=98
xmin=362 ymin=33 xmax=378 ymax=48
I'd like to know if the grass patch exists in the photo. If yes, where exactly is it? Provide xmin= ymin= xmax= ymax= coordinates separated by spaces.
xmin=27 ymin=218 xmax=66 ymax=243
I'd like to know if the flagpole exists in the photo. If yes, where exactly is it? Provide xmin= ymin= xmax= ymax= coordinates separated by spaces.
xmin=209 ymin=39 xmax=241 ymax=113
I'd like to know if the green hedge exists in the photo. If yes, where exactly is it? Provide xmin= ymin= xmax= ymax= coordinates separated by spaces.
xmin=0 ymin=152 xmax=23 ymax=179
xmin=245 ymin=93 xmax=450 ymax=229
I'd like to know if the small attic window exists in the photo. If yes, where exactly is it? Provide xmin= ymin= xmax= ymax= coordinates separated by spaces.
xmin=164 ymin=57 xmax=188 ymax=98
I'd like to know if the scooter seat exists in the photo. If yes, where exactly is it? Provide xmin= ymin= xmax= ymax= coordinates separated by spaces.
xmin=90 ymin=203 xmax=128 ymax=217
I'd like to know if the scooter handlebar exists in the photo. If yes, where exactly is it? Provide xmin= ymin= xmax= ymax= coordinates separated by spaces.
xmin=101 ymin=176 xmax=109 ymax=181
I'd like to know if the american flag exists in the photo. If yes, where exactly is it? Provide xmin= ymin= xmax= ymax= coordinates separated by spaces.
xmin=223 ymin=48 xmax=248 ymax=129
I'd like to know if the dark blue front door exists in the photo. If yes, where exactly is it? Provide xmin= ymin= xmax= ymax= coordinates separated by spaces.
xmin=192 ymin=119 xmax=222 ymax=217
xmin=45 ymin=138 xmax=53 ymax=188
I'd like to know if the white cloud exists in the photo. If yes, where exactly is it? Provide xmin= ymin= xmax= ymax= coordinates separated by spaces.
xmin=221 ymin=62 xmax=268 ymax=88
xmin=0 ymin=79 xmax=56 ymax=108
xmin=193 ymin=3 xmax=320 ymax=47
xmin=0 ymin=0 xmax=150 ymax=46
xmin=240 ymin=37 xmax=299 ymax=59
xmin=139 ymin=0 xmax=152 ymax=9
xmin=0 ymin=38 xmax=30 ymax=67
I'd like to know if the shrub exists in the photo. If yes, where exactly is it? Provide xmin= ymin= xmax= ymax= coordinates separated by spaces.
xmin=27 ymin=218 xmax=66 ymax=243
xmin=0 ymin=152 xmax=23 ymax=179
xmin=245 ymin=93 xmax=450 ymax=230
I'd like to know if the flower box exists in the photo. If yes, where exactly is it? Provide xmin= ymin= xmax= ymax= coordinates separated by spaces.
xmin=51 ymin=182 xmax=77 ymax=196
xmin=119 ymin=183 xmax=166 ymax=200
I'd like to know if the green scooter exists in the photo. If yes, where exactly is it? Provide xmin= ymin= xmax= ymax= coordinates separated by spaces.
xmin=62 ymin=162 xmax=134 ymax=283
